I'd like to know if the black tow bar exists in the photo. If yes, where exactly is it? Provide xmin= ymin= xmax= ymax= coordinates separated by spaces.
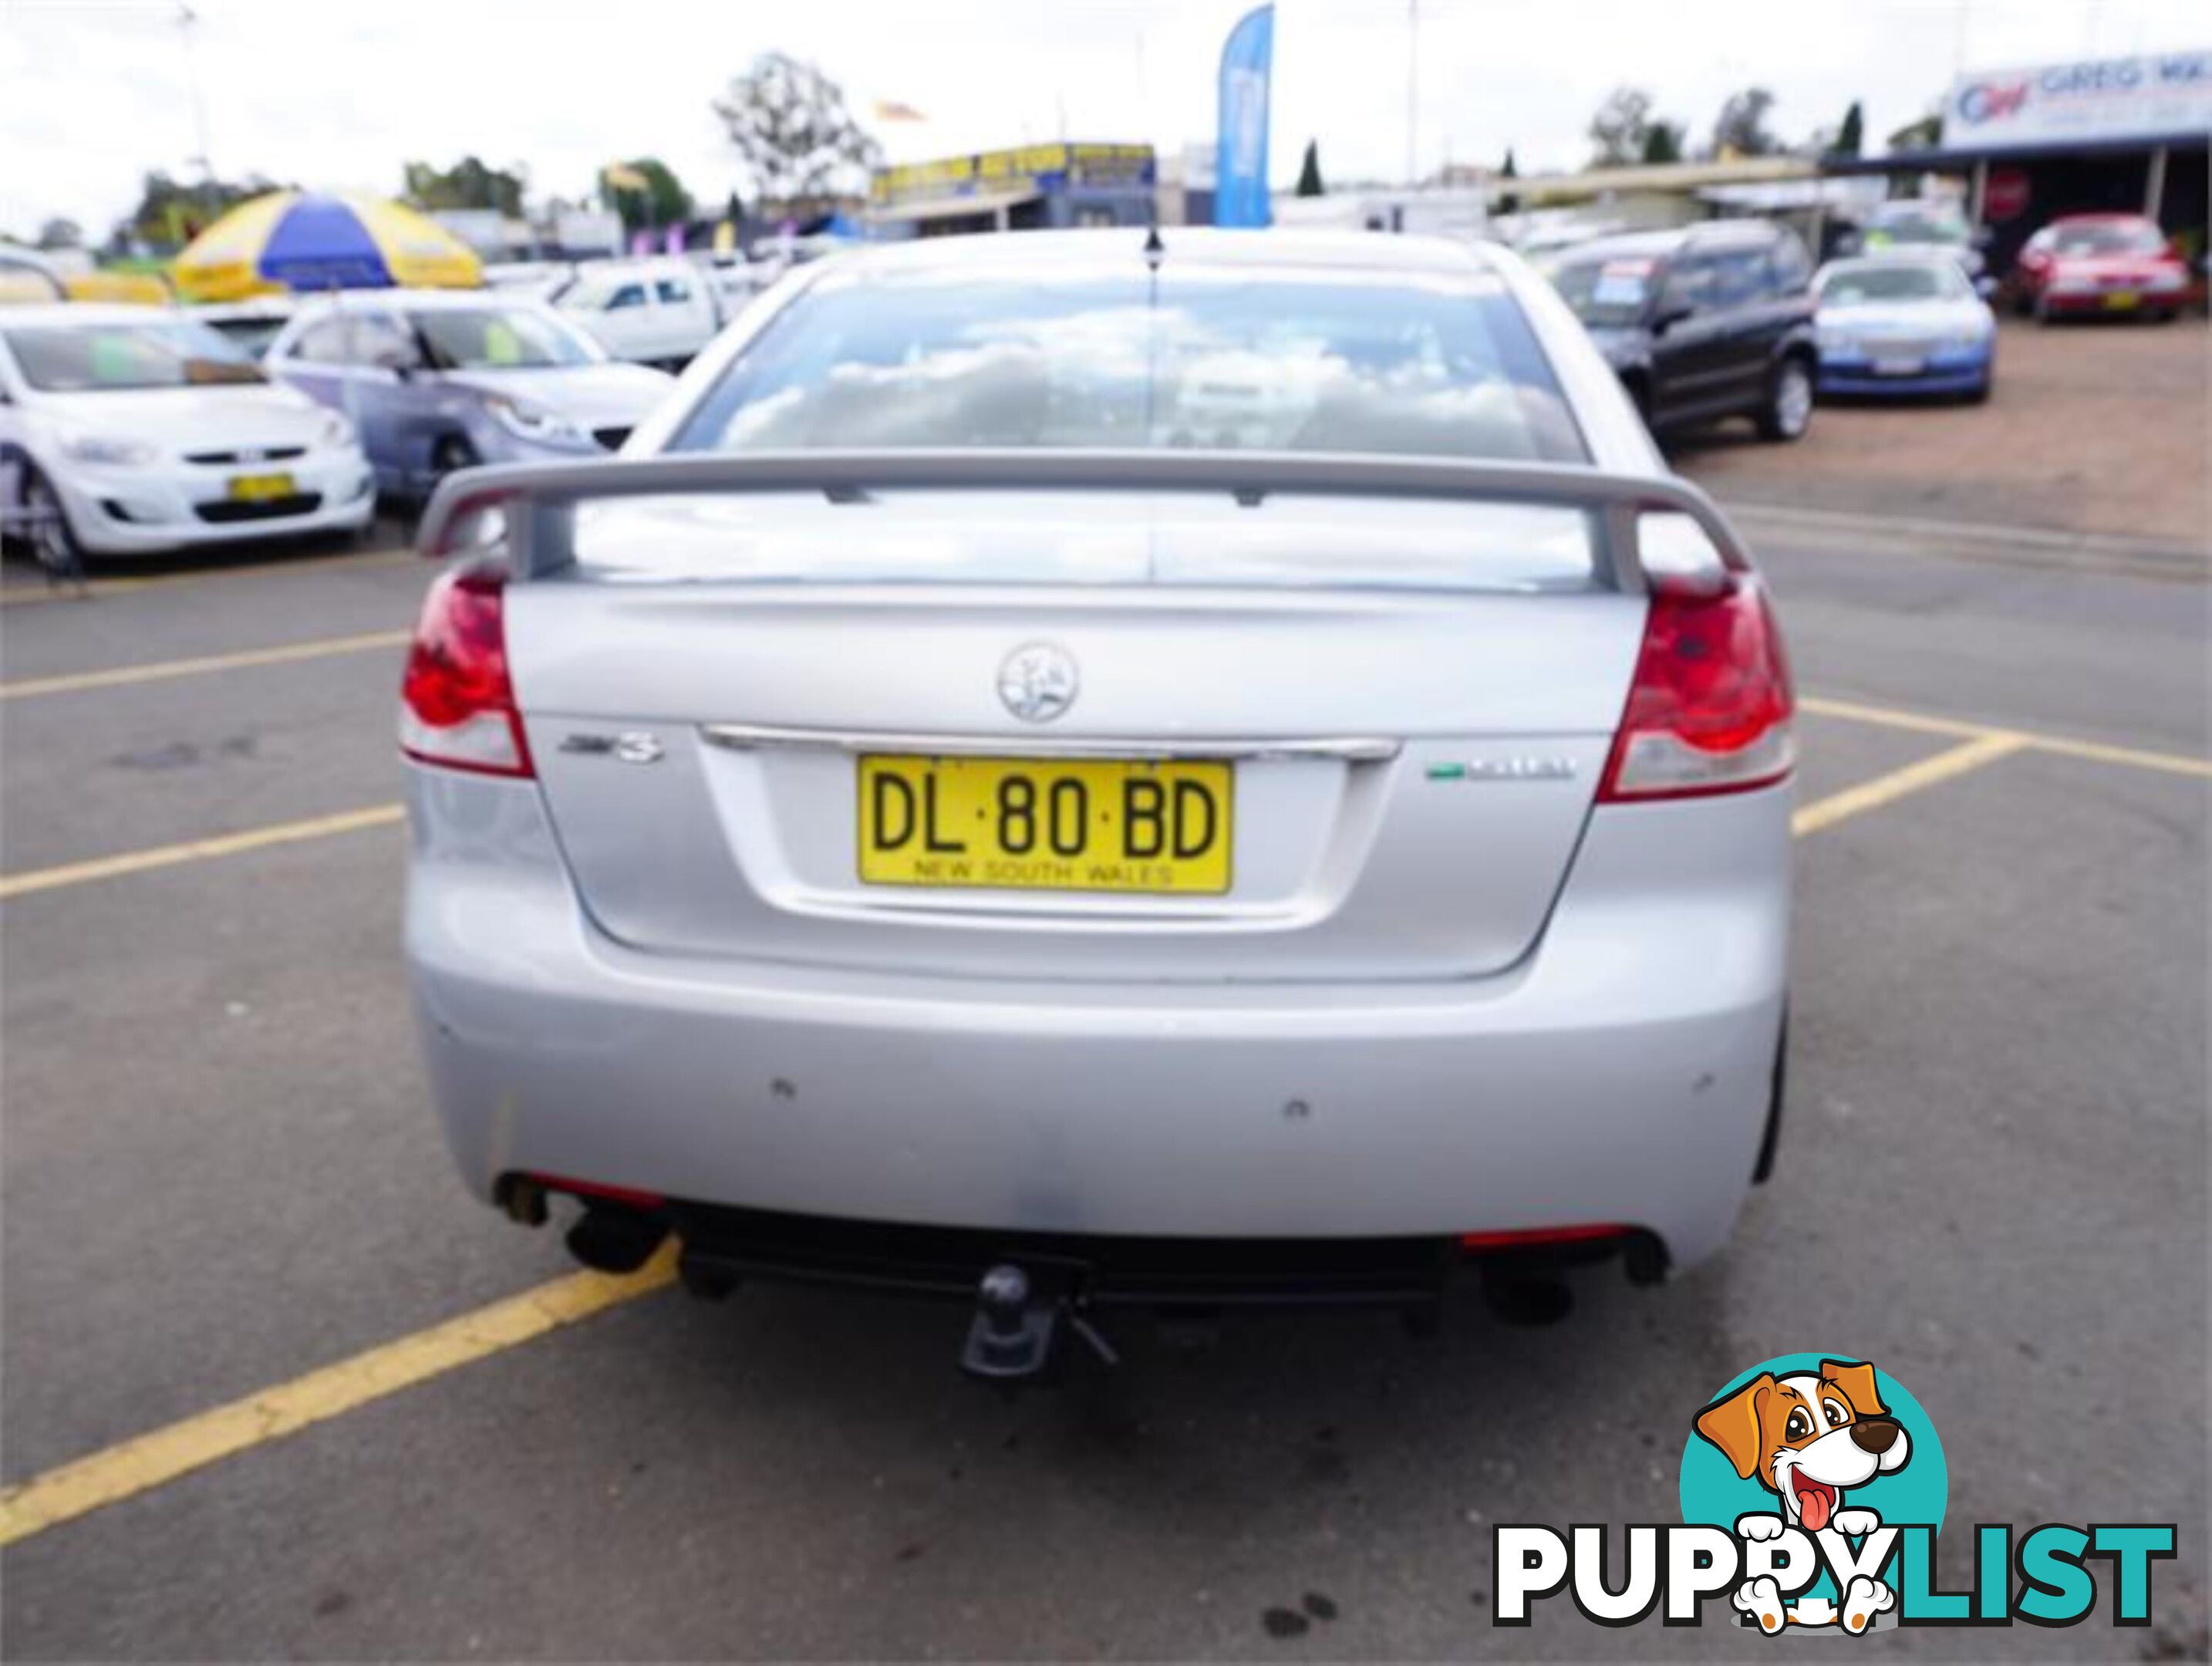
xmin=959 ymin=1263 xmax=1120 ymax=1383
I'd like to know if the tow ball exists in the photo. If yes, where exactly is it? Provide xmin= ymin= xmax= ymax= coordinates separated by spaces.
xmin=959 ymin=1263 xmax=1119 ymax=1383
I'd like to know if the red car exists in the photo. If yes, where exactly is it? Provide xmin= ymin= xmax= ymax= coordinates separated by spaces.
xmin=2011 ymin=214 xmax=2190 ymax=322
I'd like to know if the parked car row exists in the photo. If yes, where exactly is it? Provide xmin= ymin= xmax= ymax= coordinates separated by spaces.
xmin=3 ymin=207 xmax=2194 ymax=569
xmin=1841 ymin=198 xmax=1991 ymax=291
xmin=487 ymin=251 xmax=784 ymax=366
xmin=1812 ymin=257 xmax=1995 ymax=401
xmin=1542 ymin=207 xmax=2189 ymax=435
xmin=0 ymin=305 xmax=376 ymax=565
xmin=2009 ymin=214 xmax=2192 ymax=322
xmin=0 ymin=235 xmax=818 ymax=567
xmin=0 ymin=292 xmax=676 ymax=569
xmin=551 ymin=256 xmax=723 ymax=368
xmin=1545 ymin=219 xmax=1820 ymax=441
xmin=261 ymin=291 xmax=675 ymax=497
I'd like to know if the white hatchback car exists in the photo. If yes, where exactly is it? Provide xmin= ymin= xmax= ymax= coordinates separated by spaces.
xmin=403 ymin=231 xmax=1794 ymax=1373
xmin=0 ymin=305 xmax=373 ymax=568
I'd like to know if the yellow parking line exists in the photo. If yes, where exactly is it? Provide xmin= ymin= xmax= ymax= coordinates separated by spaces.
xmin=1802 ymin=695 xmax=2212 ymax=781
xmin=1798 ymin=694 xmax=1993 ymax=742
xmin=1791 ymin=733 xmax=2031 ymax=836
xmin=0 ymin=1245 xmax=676 ymax=1548
xmin=0 ymin=692 xmax=2183 ymax=905
xmin=2025 ymin=733 xmax=2212 ymax=779
xmin=2 ymin=691 xmax=2190 ymax=904
xmin=0 ymin=630 xmax=410 ymax=700
xmin=0 ymin=546 xmax=415 ymax=607
xmin=0 ymin=747 xmax=2051 ymax=1549
xmin=0 ymin=804 xmax=403 ymax=901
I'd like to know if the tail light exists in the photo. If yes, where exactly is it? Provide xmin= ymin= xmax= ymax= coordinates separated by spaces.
xmin=1597 ymin=573 xmax=1794 ymax=802
xmin=399 ymin=567 xmax=534 ymax=778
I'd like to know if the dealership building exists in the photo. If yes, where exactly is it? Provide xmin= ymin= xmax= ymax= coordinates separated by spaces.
xmin=1826 ymin=49 xmax=2210 ymax=273
xmin=865 ymin=143 xmax=1158 ymax=238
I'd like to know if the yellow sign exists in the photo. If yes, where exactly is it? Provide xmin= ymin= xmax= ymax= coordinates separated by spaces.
xmin=872 ymin=143 xmax=1155 ymax=205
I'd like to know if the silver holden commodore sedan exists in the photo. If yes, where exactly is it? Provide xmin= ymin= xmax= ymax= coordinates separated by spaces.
xmin=403 ymin=230 xmax=1794 ymax=1374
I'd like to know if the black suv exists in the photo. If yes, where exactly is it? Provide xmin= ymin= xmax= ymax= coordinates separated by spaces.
xmin=1547 ymin=220 xmax=1819 ymax=442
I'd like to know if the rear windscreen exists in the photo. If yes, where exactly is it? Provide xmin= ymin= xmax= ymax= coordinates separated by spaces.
xmin=668 ymin=264 xmax=1587 ymax=465
xmin=571 ymin=491 xmax=1603 ymax=594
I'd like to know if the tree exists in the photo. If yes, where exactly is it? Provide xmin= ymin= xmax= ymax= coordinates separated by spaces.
xmin=711 ymin=52 xmax=880 ymax=209
xmin=1710 ymin=87 xmax=1780 ymax=159
xmin=114 ymin=170 xmax=283 ymax=251
xmin=1494 ymin=150 xmax=1522 ymax=215
xmin=1831 ymin=100 xmax=1865 ymax=159
xmin=1640 ymin=121 xmax=1685 ymax=164
xmin=35 ymin=217 xmax=81 ymax=250
xmin=1588 ymin=86 xmax=1653 ymax=168
xmin=1295 ymin=140 xmax=1325 ymax=196
xmin=401 ymin=156 xmax=527 ymax=218
xmin=1888 ymin=111 xmax=1943 ymax=151
xmin=599 ymin=157 xmax=694 ymax=233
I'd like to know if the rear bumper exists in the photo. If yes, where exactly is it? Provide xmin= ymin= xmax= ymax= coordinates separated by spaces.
xmin=406 ymin=769 xmax=1791 ymax=1272
xmin=2036 ymin=289 xmax=2181 ymax=316
xmin=657 ymin=1201 xmax=1666 ymax=1307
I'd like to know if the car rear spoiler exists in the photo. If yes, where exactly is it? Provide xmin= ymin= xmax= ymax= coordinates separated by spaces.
xmin=415 ymin=449 xmax=1756 ymax=588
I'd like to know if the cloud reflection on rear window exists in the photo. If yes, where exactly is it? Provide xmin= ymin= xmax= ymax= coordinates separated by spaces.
xmin=672 ymin=265 xmax=1587 ymax=464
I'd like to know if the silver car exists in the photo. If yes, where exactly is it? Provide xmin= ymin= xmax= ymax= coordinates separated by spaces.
xmin=265 ymin=292 xmax=675 ymax=499
xmin=402 ymin=231 xmax=1794 ymax=1371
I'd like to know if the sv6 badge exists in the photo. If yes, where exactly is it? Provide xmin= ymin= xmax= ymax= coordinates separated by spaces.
xmin=559 ymin=731 xmax=666 ymax=764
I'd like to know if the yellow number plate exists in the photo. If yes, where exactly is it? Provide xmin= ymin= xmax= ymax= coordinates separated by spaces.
xmin=858 ymin=754 xmax=1232 ymax=894
xmin=227 ymin=471 xmax=296 ymax=501
xmin=2101 ymin=291 xmax=2140 ymax=310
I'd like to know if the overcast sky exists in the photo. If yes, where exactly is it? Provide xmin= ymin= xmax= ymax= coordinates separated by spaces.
xmin=3 ymin=0 xmax=2204 ymax=238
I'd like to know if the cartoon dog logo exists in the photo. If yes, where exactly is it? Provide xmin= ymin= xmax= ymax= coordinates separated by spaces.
xmin=1694 ymin=1359 xmax=1912 ymax=1634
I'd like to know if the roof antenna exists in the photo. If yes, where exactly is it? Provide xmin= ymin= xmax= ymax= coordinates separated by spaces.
xmin=1141 ymin=221 xmax=1165 ymax=450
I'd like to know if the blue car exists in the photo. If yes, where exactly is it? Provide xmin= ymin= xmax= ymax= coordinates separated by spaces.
xmin=1812 ymin=256 xmax=1995 ymax=403
xmin=265 ymin=292 xmax=678 ymax=498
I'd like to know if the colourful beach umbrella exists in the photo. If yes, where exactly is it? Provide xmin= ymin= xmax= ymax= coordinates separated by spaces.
xmin=172 ymin=191 xmax=481 ymax=302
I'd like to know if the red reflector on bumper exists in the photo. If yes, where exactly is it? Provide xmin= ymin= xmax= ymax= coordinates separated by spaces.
xmin=1458 ymin=1224 xmax=1627 ymax=1252
xmin=529 ymin=1174 xmax=666 ymax=1210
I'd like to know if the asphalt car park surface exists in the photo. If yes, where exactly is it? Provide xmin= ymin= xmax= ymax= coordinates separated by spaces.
xmin=2 ymin=390 xmax=2207 ymax=1657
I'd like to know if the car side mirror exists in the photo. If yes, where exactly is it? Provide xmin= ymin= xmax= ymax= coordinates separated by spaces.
xmin=1651 ymin=302 xmax=1694 ymax=336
